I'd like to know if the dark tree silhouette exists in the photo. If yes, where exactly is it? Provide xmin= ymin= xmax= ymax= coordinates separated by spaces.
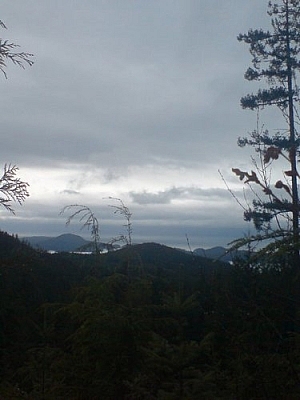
xmin=60 ymin=204 xmax=101 ymax=254
xmin=233 ymin=0 xmax=300 ymax=264
xmin=0 ymin=19 xmax=33 ymax=77
xmin=0 ymin=20 xmax=33 ymax=214
xmin=0 ymin=164 xmax=29 ymax=214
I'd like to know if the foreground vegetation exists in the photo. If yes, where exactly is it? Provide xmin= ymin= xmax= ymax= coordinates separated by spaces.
xmin=0 ymin=231 xmax=299 ymax=399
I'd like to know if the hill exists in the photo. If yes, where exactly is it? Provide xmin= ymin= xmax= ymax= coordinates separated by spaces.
xmin=193 ymin=245 xmax=248 ymax=262
xmin=22 ymin=233 xmax=246 ymax=263
xmin=1 ymin=230 xmax=299 ymax=399
xmin=22 ymin=233 xmax=118 ymax=252
xmin=0 ymin=232 xmax=227 ymax=306
xmin=98 ymin=242 xmax=229 ymax=287
xmin=23 ymin=233 xmax=94 ymax=252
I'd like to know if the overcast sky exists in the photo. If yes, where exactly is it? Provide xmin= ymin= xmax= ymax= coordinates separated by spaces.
xmin=0 ymin=1 xmax=286 ymax=249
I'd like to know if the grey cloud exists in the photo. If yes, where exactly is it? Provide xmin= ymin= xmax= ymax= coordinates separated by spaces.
xmin=4 ymin=197 xmax=252 ymax=249
xmin=130 ymin=188 xmax=181 ymax=205
xmin=103 ymin=169 xmax=122 ymax=183
xmin=0 ymin=0 xmax=278 ymax=248
xmin=0 ymin=178 xmax=252 ymax=249
xmin=129 ymin=186 xmax=231 ymax=205
xmin=0 ymin=0 xmax=271 ymax=171
xmin=60 ymin=189 xmax=80 ymax=196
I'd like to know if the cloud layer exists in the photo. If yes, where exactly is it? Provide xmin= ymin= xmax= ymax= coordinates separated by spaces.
xmin=0 ymin=1 xmax=284 ymax=248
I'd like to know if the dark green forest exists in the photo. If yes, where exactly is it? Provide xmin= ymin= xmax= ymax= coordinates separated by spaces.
xmin=1 ymin=231 xmax=300 ymax=399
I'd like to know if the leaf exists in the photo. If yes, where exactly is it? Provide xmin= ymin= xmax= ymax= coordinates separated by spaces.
xmin=275 ymin=180 xmax=291 ymax=195
xmin=264 ymin=146 xmax=281 ymax=163
xmin=232 ymin=168 xmax=245 ymax=181
xmin=232 ymin=168 xmax=241 ymax=175
xmin=275 ymin=180 xmax=283 ymax=189
xmin=244 ymin=171 xmax=259 ymax=184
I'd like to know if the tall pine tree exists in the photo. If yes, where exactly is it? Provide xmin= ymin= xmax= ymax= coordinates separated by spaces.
xmin=234 ymin=0 xmax=300 ymax=265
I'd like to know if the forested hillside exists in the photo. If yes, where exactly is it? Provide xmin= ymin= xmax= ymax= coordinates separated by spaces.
xmin=1 ymin=230 xmax=300 ymax=399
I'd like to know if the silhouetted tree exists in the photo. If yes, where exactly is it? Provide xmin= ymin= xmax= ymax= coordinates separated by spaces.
xmin=0 ymin=19 xmax=33 ymax=77
xmin=107 ymin=196 xmax=133 ymax=246
xmin=0 ymin=20 xmax=33 ymax=213
xmin=233 ymin=0 xmax=300 ymax=264
xmin=60 ymin=204 xmax=101 ymax=254
xmin=0 ymin=164 xmax=29 ymax=214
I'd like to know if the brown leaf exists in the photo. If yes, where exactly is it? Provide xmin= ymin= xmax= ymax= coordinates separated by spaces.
xmin=264 ymin=146 xmax=280 ymax=163
xmin=245 ymin=171 xmax=259 ymax=184
xmin=232 ymin=168 xmax=245 ymax=181
xmin=275 ymin=180 xmax=291 ymax=195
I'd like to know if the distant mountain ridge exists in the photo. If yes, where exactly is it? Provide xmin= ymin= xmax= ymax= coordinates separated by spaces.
xmin=22 ymin=234 xmax=247 ymax=262
xmin=23 ymin=233 xmax=93 ymax=252
xmin=193 ymin=246 xmax=248 ymax=263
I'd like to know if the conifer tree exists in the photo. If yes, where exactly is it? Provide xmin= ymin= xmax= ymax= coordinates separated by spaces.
xmin=234 ymin=0 xmax=300 ymax=264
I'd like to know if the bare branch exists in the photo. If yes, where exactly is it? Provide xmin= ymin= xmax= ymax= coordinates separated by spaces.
xmin=218 ymin=169 xmax=247 ymax=212
xmin=106 ymin=197 xmax=133 ymax=246
xmin=60 ymin=204 xmax=101 ymax=254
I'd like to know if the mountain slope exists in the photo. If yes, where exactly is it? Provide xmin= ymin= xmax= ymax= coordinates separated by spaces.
xmin=23 ymin=233 xmax=91 ymax=252
xmin=193 ymin=246 xmax=248 ymax=263
xmin=100 ymin=242 xmax=228 ymax=276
